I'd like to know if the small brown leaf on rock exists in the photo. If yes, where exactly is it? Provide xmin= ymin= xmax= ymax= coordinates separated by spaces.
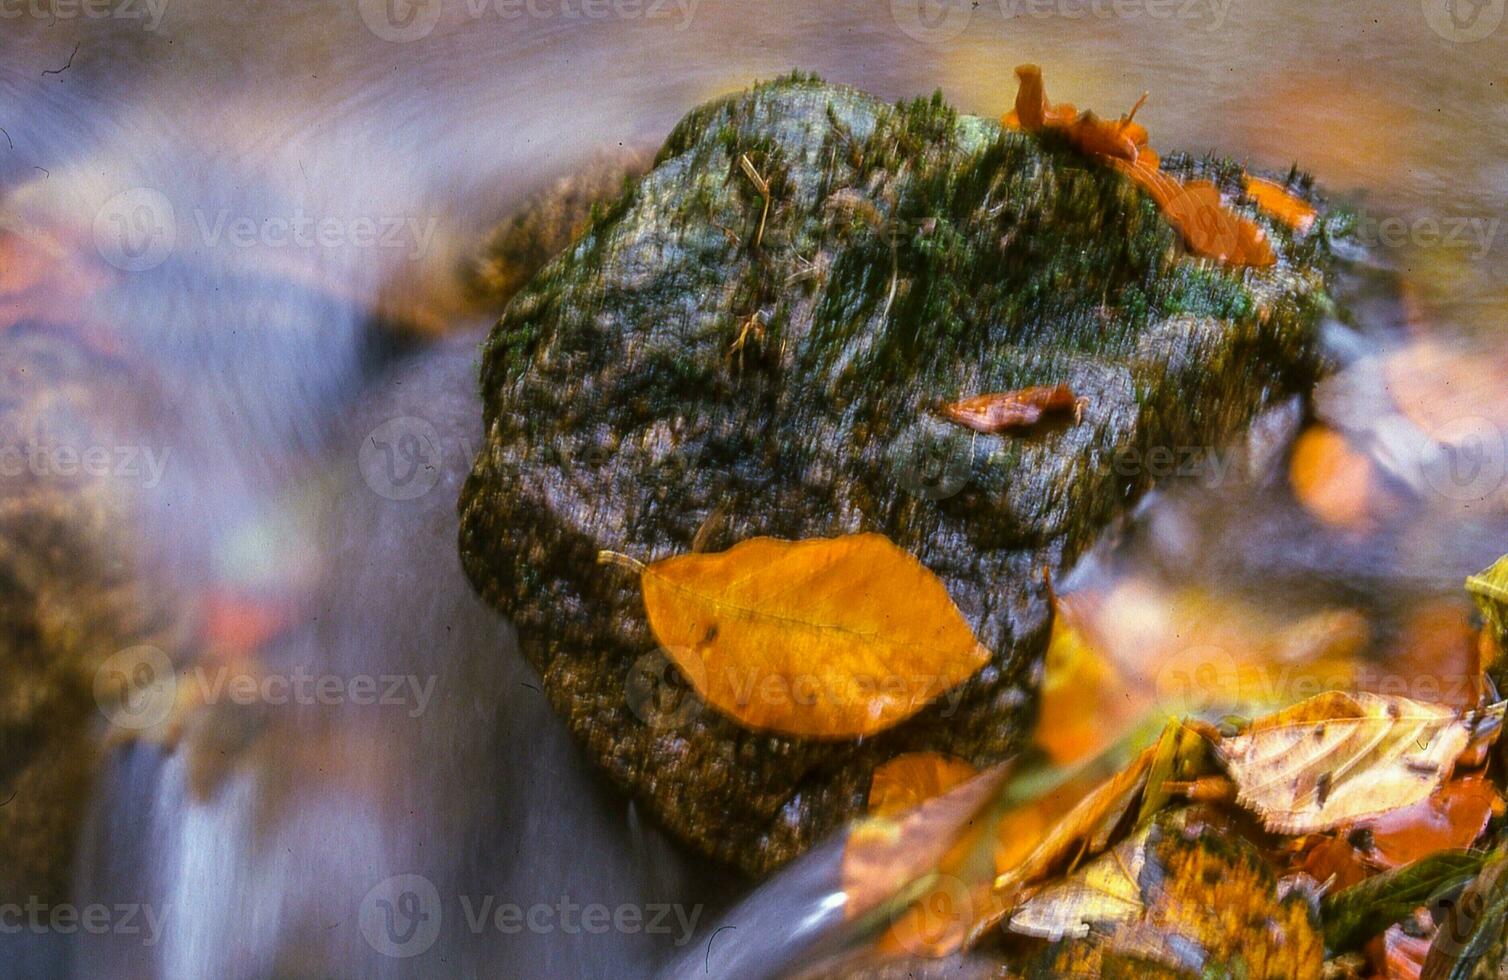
xmin=1244 ymin=175 xmax=1318 ymax=233
xmin=939 ymin=384 xmax=1082 ymax=434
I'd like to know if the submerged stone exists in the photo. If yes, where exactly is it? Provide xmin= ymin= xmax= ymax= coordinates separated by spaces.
xmin=459 ymin=74 xmax=1333 ymax=874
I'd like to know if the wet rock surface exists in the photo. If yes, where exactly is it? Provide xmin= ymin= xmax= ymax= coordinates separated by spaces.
xmin=458 ymin=75 xmax=1333 ymax=874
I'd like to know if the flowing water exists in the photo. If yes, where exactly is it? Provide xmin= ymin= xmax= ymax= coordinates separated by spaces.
xmin=2 ymin=1 xmax=1506 ymax=977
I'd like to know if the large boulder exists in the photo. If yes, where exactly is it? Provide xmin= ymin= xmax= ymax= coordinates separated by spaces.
xmin=458 ymin=74 xmax=1332 ymax=874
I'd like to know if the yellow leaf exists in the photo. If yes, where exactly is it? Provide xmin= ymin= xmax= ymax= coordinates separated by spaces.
xmin=1215 ymin=691 xmax=1503 ymax=834
xmin=636 ymin=533 xmax=990 ymax=737
xmin=1009 ymin=824 xmax=1149 ymax=940
xmin=1034 ymin=596 xmax=1145 ymax=765
xmin=867 ymin=753 xmax=980 ymax=819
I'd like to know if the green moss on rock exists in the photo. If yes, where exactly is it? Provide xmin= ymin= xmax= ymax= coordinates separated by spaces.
xmin=459 ymin=76 xmax=1333 ymax=874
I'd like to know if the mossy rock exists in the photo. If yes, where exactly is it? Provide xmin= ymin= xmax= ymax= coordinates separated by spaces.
xmin=458 ymin=74 xmax=1333 ymax=874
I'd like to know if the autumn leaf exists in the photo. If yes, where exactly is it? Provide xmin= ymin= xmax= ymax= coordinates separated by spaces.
xmin=628 ymin=533 xmax=990 ymax=737
xmin=842 ymin=762 xmax=1011 ymax=923
xmin=1244 ymin=175 xmax=1318 ymax=233
xmin=860 ymin=723 xmax=1163 ymax=959
xmin=1366 ymin=777 xmax=1503 ymax=869
xmin=1004 ymin=64 xmax=1145 ymax=162
xmin=1004 ymin=65 xmax=1276 ymax=267
xmin=960 ymin=738 xmax=1161 ymax=946
xmin=1369 ymin=922 xmax=1432 ymax=980
xmin=1214 ymin=692 xmax=1503 ymax=835
xmin=1033 ymin=597 xmax=1146 ymax=765
xmin=1009 ymin=823 xmax=1151 ymax=939
xmin=938 ymin=384 xmax=1083 ymax=435
xmin=1024 ymin=809 xmax=1325 ymax=978
xmin=1111 ymin=162 xmax=1277 ymax=267
xmin=867 ymin=753 xmax=980 ymax=819
xmin=1289 ymin=425 xmax=1380 ymax=531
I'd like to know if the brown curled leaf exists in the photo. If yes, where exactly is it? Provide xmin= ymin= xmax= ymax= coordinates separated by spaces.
xmin=939 ymin=384 xmax=1082 ymax=434
xmin=1244 ymin=174 xmax=1318 ymax=233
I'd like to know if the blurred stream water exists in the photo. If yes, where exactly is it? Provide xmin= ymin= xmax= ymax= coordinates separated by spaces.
xmin=1 ymin=1 xmax=1505 ymax=976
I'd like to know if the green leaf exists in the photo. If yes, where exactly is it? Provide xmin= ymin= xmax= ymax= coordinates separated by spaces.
xmin=1321 ymin=849 xmax=1488 ymax=953
xmin=1421 ymin=852 xmax=1508 ymax=980
xmin=1468 ymin=555 xmax=1508 ymax=685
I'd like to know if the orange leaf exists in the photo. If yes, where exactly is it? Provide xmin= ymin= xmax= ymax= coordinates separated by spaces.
xmin=842 ymin=763 xmax=1010 ymax=923
xmin=1064 ymin=109 xmax=1141 ymax=163
xmin=1366 ymin=776 xmax=1501 ymax=869
xmin=975 ymin=746 xmax=1158 ymax=939
xmin=1298 ymin=834 xmax=1373 ymax=891
xmin=1033 ymin=598 xmax=1145 ymax=765
xmin=867 ymin=753 xmax=980 ymax=819
xmin=633 ymin=533 xmax=990 ymax=738
xmin=1114 ymin=163 xmax=1276 ymax=267
xmin=939 ymin=384 xmax=1082 ymax=434
xmin=1243 ymin=175 xmax=1317 ymax=233
xmin=1288 ymin=425 xmax=1378 ymax=530
xmin=1002 ymin=65 xmax=1277 ymax=268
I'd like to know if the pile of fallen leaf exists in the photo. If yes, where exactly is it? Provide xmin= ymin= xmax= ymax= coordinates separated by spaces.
xmin=602 ymin=525 xmax=1508 ymax=977
xmin=828 ymin=687 xmax=1508 ymax=978
xmin=826 ymin=609 xmax=1508 ymax=979
xmin=1003 ymin=64 xmax=1316 ymax=268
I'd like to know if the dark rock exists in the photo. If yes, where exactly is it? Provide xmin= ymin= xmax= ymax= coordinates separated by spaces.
xmin=458 ymin=74 xmax=1332 ymax=874
xmin=466 ymin=148 xmax=654 ymax=313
